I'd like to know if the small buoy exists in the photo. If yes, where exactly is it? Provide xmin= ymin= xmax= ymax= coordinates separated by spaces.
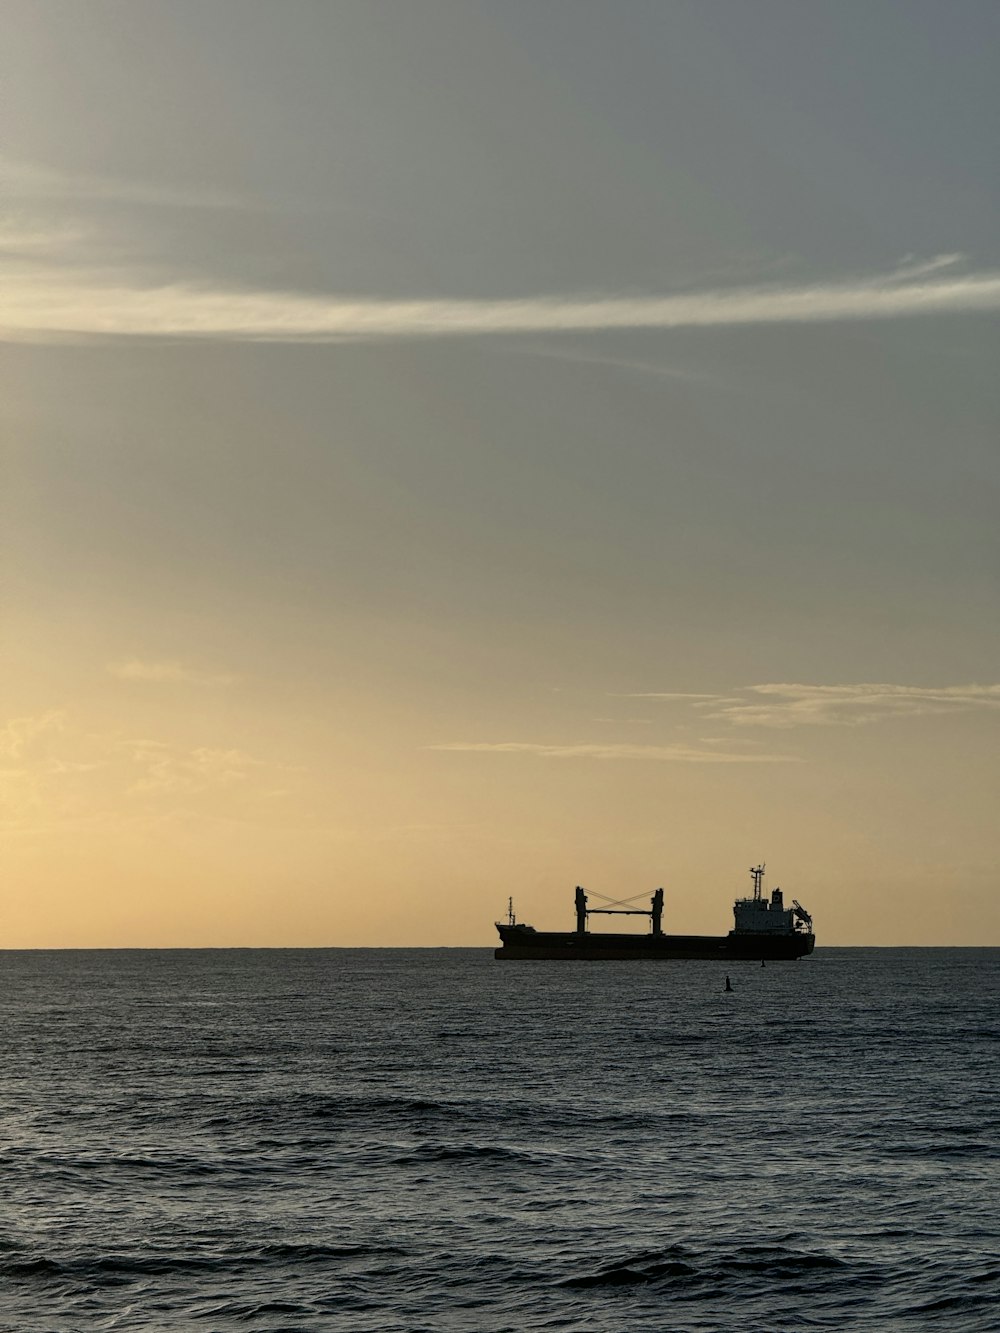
xmin=724 ymin=975 xmax=733 ymax=992
xmin=761 ymin=959 xmax=766 ymax=968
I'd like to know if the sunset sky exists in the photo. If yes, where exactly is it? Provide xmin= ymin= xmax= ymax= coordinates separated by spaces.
xmin=3 ymin=1 xmax=998 ymax=946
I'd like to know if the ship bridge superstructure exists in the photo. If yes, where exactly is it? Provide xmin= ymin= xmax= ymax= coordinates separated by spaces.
xmin=732 ymin=864 xmax=813 ymax=936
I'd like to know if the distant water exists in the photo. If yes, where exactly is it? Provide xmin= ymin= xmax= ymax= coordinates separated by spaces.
xmin=1 ymin=948 xmax=997 ymax=1332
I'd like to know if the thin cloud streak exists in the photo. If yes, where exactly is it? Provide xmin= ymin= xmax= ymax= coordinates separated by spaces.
xmin=128 ymin=743 xmax=262 ymax=795
xmin=627 ymin=682 xmax=1000 ymax=728
xmin=714 ymin=682 xmax=1000 ymax=728
xmin=888 ymin=253 xmax=966 ymax=282
xmin=429 ymin=741 xmax=796 ymax=763
xmin=3 ymin=152 xmax=248 ymax=212
xmin=108 ymin=659 xmax=237 ymax=686
xmin=621 ymin=692 xmax=721 ymax=700
xmin=4 ymin=256 xmax=1000 ymax=344
xmin=510 ymin=340 xmax=709 ymax=384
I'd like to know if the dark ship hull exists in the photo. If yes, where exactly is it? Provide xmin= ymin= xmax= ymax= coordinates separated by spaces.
xmin=495 ymin=925 xmax=815 ymax=961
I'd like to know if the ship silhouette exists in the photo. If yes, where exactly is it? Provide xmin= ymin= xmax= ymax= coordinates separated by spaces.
xmin=495 ymin=865 xmax=814 ymax=961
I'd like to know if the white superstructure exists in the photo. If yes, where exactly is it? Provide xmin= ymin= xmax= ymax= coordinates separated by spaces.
xmin=732 ymin=865 xmax=813 ymax=936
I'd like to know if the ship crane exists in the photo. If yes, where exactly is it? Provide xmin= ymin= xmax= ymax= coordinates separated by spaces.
xmin=575 ymin=886 xmax=665 ymax=935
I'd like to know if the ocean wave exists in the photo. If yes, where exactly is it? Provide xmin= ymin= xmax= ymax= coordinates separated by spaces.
xmin=1 ymin=1240 xmax=410 ymax=1283
xmin=559 ymin=1243 xmax=854 ymax=1291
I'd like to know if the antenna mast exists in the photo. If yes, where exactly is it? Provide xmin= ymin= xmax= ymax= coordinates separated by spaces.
xmin=750 ymin=863 xmax=765 ymax=900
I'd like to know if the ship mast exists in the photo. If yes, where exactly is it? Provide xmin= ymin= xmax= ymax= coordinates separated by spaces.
xmin=750 ymin=863 xmax=765 ymax=900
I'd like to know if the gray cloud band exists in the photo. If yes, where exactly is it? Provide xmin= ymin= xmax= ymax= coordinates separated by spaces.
xmin=4 ymin=266 xmax=1000 ymax=343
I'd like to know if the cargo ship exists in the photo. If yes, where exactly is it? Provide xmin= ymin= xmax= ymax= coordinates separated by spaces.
xmin=494 ymin=865 xmax=814 ymax=960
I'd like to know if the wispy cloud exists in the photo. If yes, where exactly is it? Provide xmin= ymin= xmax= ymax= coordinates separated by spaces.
xmin=619 ymin=692 xmax=721 ymax=701
xmin=0 ymin=216 xmax=89 ymax=257
xmin=1 ymin=710 xmax=291 ymax=833
xmin=1 ymin=711 xmax=88 ymax=832
xmin=3 ymin=231 xmax=999 ymax=343
xmin=624 ymin=682 xmax=1000 ymax=728
xmin=433 ymin=680 xmax=1000 ymax=767
xmin=3 ymin=152 xmax=247 ymax=212
xmin=889 ymin=253 xmax=966 ymax=281
xmin=509 ymin=340 xmax=708 ymax=383
xmin=127 ymin=741 xmax=262 ymax=794
xmin=0 ymin=710 xmax=65 ymax=759
xmin=592 ymin=716 xmax=654 ymax=725
xmin=711 ymin=683 xmax=1000 ymax=728
xmin=429 ymin=741 xmax=796 ymax=763
xmin=108 ymin=658 xmax=237 ymax=686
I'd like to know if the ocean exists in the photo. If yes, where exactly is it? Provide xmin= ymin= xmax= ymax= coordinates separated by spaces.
xmin=0 ymin=947 xmax=996 ymax=1331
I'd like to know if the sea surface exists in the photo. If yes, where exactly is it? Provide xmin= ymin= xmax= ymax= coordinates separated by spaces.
xmin=0 ymin=948 xmax=997 ymax=1332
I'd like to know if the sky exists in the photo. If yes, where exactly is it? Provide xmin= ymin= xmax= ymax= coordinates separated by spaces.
xmin=2 ymin=1 xmax=998 ymax=946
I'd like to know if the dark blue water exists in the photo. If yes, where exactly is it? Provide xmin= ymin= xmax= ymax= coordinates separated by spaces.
xmin=1 ymin=949 xmax=997 ymax=1331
